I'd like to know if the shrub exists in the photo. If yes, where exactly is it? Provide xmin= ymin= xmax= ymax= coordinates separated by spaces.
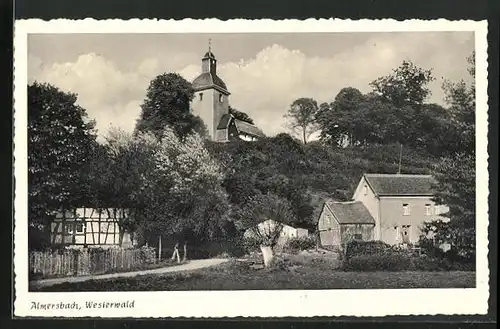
xmin=241 ymin=236 xmax=262 ymax=253
xmin=342 ymin=252 xmax=411 ymax=271
xmin=284 ymin=236 xmax=316 ymax=253
xmin=344 ymin=240 xmax=391 ymax=260
xmin=342 ymin=251 xmax=476 ymax=272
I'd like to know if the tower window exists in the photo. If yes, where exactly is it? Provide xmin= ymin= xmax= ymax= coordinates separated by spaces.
xmin=219 ymin=94 xmax=223 ymax=103
xmin=363 ymin=185 xmax=368 ymax=196
xmin=402 ymin=203 xmax=410 ymax=216
xmin=199 ymin=93 xmax=203 ymax=101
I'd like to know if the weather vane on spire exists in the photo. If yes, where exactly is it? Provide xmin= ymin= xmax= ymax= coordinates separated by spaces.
xmin=208 ymin=38 xmax=212 ymax=52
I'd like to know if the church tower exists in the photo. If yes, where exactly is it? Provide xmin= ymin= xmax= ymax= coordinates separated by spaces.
xmin=191 ymin=42 xmax=230 ymax=141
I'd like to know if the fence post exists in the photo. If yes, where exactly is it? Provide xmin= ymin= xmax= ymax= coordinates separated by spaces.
xmin=158 ymin=236 xmax=162 ymax=263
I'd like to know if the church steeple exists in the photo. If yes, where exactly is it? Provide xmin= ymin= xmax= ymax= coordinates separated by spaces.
xmin=201 ymin=39 xmax=217 ymax=75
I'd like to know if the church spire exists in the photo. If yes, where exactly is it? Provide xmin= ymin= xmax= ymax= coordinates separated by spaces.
xmin=202 ymin=39 xmax=217 ymax=74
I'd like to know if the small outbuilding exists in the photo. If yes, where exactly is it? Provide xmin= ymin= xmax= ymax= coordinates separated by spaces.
xmin=318 ymin=200 xmax=376 ymax=247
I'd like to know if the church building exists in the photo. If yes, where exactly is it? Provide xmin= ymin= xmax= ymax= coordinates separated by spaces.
xmin=191 ymin=47 xmax=265 ymax=142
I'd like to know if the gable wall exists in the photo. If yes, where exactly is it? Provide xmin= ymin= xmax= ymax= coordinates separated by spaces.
xmin=352 ymin=176 xmax=381 ymax=239
xmin=318 ymin=205 xmax=341 ymax=246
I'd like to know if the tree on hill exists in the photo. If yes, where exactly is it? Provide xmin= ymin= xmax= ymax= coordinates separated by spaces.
xmin=369 ymin=60 xmax=435 ymax=107
xmin=284 ymin=97 xmax=320 ymax=144
xmin=315 ymin=87 xmax=365 ymax=146
xmin=135 ymin=73 xmax=208 ymax=140
xmin=229 ymin=106 xmax=254 ymax=124
xmin=28 ymin=82 xmax=97 ymax=250
xmin=207 ymin=134 xmax=314 ymax=231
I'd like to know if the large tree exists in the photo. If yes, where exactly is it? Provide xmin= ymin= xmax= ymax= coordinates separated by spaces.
xmin=28 ymin=82 xmax=97 ymax=249
xmin=369 ymin=60 xmax=435 ymax=107
xmin=315 ymin=87 xmax=364 ymax=146
xmin=138 ymin=128 xmax=231 ymax=261
xmin=284 ymin=97 xmax=320 ymax=144
xmin=84 ymin=129 xmax=159 ymax=244
xmin=421 ymin=52 xmax=476 ymax=262
xmin=135 ymin=73 xmax=207 ymax=140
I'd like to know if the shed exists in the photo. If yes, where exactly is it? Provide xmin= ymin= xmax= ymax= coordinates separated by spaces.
xmin=317 ymin=200 xmax=375 ymax=247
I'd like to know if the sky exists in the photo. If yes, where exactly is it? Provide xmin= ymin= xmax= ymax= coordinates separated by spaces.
xmin=28 ymin=32 xmax=475 ymax=139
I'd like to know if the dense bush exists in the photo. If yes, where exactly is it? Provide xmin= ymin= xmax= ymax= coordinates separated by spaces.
xmin=344 ymin=240 xmax=391 ymax=260
xmin=241 ymin=236 xmax=262 ymax=253
xmin=343 ymin=252 xmax=410 ymax=271
xmin=284 ymin=236 xmax=316 ymax=253
xmin=342 ymin=251 xmax=475 ymax=272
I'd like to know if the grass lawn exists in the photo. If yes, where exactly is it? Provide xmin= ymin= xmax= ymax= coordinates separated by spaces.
xmin=34 ymin=253 xmax=475 ymax=291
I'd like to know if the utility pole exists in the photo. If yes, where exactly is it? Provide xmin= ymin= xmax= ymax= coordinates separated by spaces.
xmin=397 ymin=143 xmax=403 ymax=174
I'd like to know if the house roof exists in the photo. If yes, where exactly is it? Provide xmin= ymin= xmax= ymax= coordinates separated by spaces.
xmin=325 ymin=200 xmax=376 ymax=225
xmin=234 ymin=119 xmax=266 ymax=137
xmin=192 ymin=72 xmax=229 ymax=94
xmin=364 ymin=173 xmax=435 ymax=196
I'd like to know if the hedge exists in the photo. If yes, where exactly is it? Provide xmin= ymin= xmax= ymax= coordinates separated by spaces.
xmin=284 ymin=236 xmax=316 ymax=252
xmin=344 ymin=240 xmax=391 ymax=260
xmin=342 ymin=252 xmax=475 ymax=272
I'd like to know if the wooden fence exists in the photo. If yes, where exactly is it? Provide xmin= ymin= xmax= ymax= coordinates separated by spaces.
xmin=29 ymin=247 xmax=156 ymax=278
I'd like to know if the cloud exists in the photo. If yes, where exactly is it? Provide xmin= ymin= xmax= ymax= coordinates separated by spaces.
xmin=28 ymin=33 xmax=474 ymax=139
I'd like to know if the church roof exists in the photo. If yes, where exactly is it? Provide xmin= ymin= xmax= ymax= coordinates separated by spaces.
xmin=216 ymin=114 xmax=266 ymax=138
xmin=192 ymin=72 xmax=229 ymax=94
xmin=234 ymin=119 xmax=266 ymax=137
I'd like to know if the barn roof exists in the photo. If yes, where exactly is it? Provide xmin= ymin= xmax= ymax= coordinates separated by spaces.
xmin=364 ymin=173 xmax=435 ymax=196
xmin=325 ymin=200 xmax=375 ymax=225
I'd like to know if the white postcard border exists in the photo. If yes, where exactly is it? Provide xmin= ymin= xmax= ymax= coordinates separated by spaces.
xmin=13 ymin=18 xmax=490 ymax=318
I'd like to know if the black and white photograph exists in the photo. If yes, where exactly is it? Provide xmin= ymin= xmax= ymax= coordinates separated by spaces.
xmin=13 ymin=19 xmax=489 ymax=317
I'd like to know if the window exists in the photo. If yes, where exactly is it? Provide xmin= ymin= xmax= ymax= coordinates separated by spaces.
xmin=65 ymin=223 xmax=74 ymax=234
xmin=219 ymin=94 xmax=223 ymax=102
xmin=354 ymin=234 xmax=362 ymax=240
xmin=199 ymin=93 xmax=203 ymax=101
xmin=403 ymin=203 xmax=410 ymax=216
xmin=425 ymin=204 xmax=432 ymax=215
xmin=394 ymin=226 xmax=400 ymax=241
xmin=76 ymin=222 xmax=84 ymax=233
xmin=434 ymin=205 xmax=441 ymax=215
xmin=363 ymin=185 xmax=368 ymax=196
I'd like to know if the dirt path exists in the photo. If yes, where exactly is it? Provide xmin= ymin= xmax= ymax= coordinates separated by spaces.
xmin=31 ymin=258 xmax=228 ymax=288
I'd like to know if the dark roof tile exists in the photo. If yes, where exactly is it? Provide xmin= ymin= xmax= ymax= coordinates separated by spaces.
xmin=364 ymin=174 xmax=435 ymax=196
